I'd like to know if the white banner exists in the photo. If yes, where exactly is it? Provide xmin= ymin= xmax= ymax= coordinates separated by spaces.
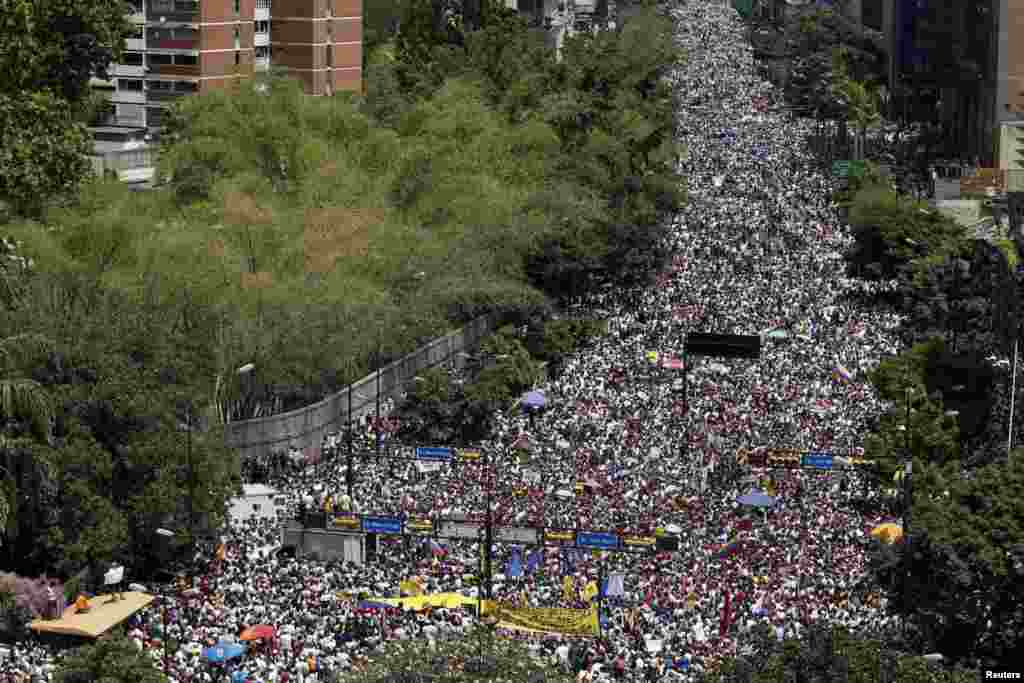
xmin=104 ymin=566 xmax=124 ymax=585
xmin=438 ymin=520 xmax=482 ymax=540
xmin=495 ymin=526 xmax=540 ymax=545
xmin=416 ymin=460 xmax=444 ymax=473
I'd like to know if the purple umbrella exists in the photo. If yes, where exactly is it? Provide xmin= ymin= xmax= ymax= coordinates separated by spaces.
xmin=520 ymin=391 xmax=547 ymax=411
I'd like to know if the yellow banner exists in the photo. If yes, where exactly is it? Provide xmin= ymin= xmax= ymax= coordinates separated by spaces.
xmin=493 ymin=604 xmax=599 ymax=637
xmin=374 ymin=593 xmax=478 ymax=611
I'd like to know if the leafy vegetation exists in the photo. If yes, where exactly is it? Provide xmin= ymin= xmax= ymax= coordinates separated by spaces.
xmin=52 ymin=636 xmax=166 ymax=683
xmin=701 ymin=622 xmax=976 ymax=683
xmin=837 ymin=167 xmax=1024 ymax=669
xmin=394 ymin=317 xmax=605 ymax=446
xmin=0 ymin=0 xmax=131 ymax=216
xmin=0 ymin=0 xmax=683 ymax=597
xmin=336 ymin=624 xmax=574 ymax=682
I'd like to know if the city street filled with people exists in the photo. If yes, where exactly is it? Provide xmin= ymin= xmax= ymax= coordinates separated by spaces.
xmin=1 ymin=1 xmax=913 ymax=681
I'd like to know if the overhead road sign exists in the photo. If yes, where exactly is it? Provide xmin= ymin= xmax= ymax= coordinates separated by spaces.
xmin=738 ymin=448 xmax=878 ymax=471
xmin=362 ymin=516 xmax=403 ymax=535
xmin=802 ymin=452 xmax=834 ymax=470
xmin=416 ymin=446 xmax=453 ymax=462
xmin=685 ymin=333 xmax=761 ymax=360
xmin=438 ymin=519 xmax=483 ymax=540
xmin=310 ymin=515 xmax=678 ymax=553
xmin=576 ymin=531 xmax=620 ymax=550
xmin=405 ymin=518 xmax=434 ymax=535
xmin=496 ymin=526 xmax=541 ymax=545
xmin=457 ymin=448 xmax=481 ymax=461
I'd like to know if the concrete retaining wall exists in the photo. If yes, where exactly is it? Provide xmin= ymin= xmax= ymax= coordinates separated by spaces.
xmin=224 ymin=314 xmax=497 ymax=461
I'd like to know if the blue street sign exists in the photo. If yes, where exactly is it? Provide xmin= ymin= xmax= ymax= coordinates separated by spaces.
xmin=576 ymin=532 xmax=620 ymax=550
xmin=362 ymin=516 xmax=403 ymax=534
xmin=416 ymin=446 xmax=453 ymax=462
xmin=802 ymin=452 xmax=834 ymax=470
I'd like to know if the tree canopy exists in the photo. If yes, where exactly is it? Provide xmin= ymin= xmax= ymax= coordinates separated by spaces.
xmin=0 ymin=0 xmax=131 ymax=216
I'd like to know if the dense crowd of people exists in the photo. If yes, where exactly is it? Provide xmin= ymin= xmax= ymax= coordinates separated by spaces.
xmin=4 ymin=1 xmax=916 ymax=681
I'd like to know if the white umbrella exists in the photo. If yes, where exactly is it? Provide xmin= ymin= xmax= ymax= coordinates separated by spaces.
xmin=129 ymin=583 xmax=147 ymax=592
xmin=555 ymin=489 xmax=573 ymax=499
xmin=556 ymin=439 xmax=570 ymax=449
xmin=664 ymin=524 xmax=682 ymax=534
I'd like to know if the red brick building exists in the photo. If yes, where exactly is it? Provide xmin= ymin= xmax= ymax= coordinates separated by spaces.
xmin=93 ymin=0 xmax=362 ymax=130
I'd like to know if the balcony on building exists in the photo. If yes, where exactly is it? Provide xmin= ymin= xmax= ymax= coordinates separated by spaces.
xmin=146 ymin=52 xmax=200 ymax=76
xmin=254 ymin=45 xmax=270 ymax=72
xmin=146 ymin=26 xmax=198 ymax=51
xmin=145 ymin=80 xmax=199 ymax=102
xmin=255 ymin=0 xmax=270 ymax=21
xmin=125 ymin=24 xmax=146 ymax=51
xmin=127 ymin=0 xmax=146 ymax=23
xmin=146 ymin=0 xmax=199 ymax=25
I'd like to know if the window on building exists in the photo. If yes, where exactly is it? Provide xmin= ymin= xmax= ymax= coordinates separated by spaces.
xmin=148 ymin=79 xmax=172 ymax=91
xmin=176 ymin=54 xmax=197 ymax=65
xmin=235 ymin=0 xmax=240 ymax=13
xmin=122 ymin=52 xmax=143 ymax=66
xmin=252 ymin=504 xmax=262 ymax=512
xmin=255 ymin=46 xmax=269 ymax=58
xmin=119 ymin=79 xmax=143 ymax=91
xmin=148 ymin=53 xmax=172 ymax=65
xmin=235 ymin=51 xmax=240 ymax=65
xmin=128 ymin=25 xmax=144 ymax=39
xmin=255 ymin=20 xmax=269 ymax=33
xmin=150 ymin=0 xmax=174 ymax=12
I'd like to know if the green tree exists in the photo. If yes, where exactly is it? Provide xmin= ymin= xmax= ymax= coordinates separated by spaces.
xmin=0 ymin=93 xmax=93 ymax=217
xmin=830 ymin=50 xmax=881 ymax=161
xmin=0 ymin=0 xmax=132 ymax=217
xmin=53 ymin=636 xmax=166 ymax=683
xmin=703 ymin=622 xmax=977 ymax=683
xmin=337 ymin=624 xmax=574 ymax=682
xmin=870 ymin=456 xmax=1024 ymax=668
xmin=0 ymin=333 xmax=55 ymax=546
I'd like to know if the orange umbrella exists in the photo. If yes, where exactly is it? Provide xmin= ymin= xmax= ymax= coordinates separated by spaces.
xmin=239 ymin=625 xmax=276 ymax=641
xmin=870 ymin=523 xmax=904 ymax=545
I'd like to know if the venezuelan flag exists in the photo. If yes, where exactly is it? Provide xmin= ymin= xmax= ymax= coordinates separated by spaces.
xmin=716 ymin=540 xmax=742 ymax=560
xmin=832 ymin=363 xmax=853 ymax=383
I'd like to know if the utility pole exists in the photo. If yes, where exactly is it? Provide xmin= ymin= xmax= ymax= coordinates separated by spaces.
xmin=347 ymin=359 xmax=354 ymax=501
xmin=484 ymin=446 xmax=494 ymax=604
xmin=1009 ymin=338 xmax=1018 ymax=457
xmin=187 ymin=406 xmax=195 ymax=565
xmin=902 ymin=388 xmax=912 ymax=644
xmin=376 ymin=332 xmax=382 ymax=460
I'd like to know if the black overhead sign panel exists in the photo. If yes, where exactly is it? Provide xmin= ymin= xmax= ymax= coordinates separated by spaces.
xmin=685 ymin=333 xmax=762 ymax=359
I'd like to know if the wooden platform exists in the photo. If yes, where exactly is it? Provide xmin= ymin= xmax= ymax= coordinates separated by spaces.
xmin=29 ymin=591 xmax=155 ymax=639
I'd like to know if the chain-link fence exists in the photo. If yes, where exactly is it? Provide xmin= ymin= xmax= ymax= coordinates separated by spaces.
xmin=223 ymin=314 xmax=498 ymax=461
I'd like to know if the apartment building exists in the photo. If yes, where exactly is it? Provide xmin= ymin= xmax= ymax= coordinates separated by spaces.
xmin=269 ymin=0 xmax=363 ymax=96
xmin=93 ymin=0 xmax=362 ymax=131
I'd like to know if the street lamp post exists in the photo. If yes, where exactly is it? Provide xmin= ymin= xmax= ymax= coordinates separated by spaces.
xmin=348 ymin=360 xmax=355 ymax=500
xmin=902 ymin=388 xmax=914 ymax=645
xmin=1009 ymin=338 xmax=1019 ymax=457
xmin=186 ymin=405 xmax=195 ymax=564
xmin=155 ymin=528 xmax=175 ymax=678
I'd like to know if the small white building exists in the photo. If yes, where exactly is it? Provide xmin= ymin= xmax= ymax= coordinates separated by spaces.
xmin=228 ymin=484 xmax=281 ymax=523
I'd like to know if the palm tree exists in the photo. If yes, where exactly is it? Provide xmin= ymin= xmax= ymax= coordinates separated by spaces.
xmin=0 ymin=334 xmax=55 ymax=543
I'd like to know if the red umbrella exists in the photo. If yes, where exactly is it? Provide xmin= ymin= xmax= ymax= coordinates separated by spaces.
xmin=239 ymin=625 xmax=276 ymax=641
